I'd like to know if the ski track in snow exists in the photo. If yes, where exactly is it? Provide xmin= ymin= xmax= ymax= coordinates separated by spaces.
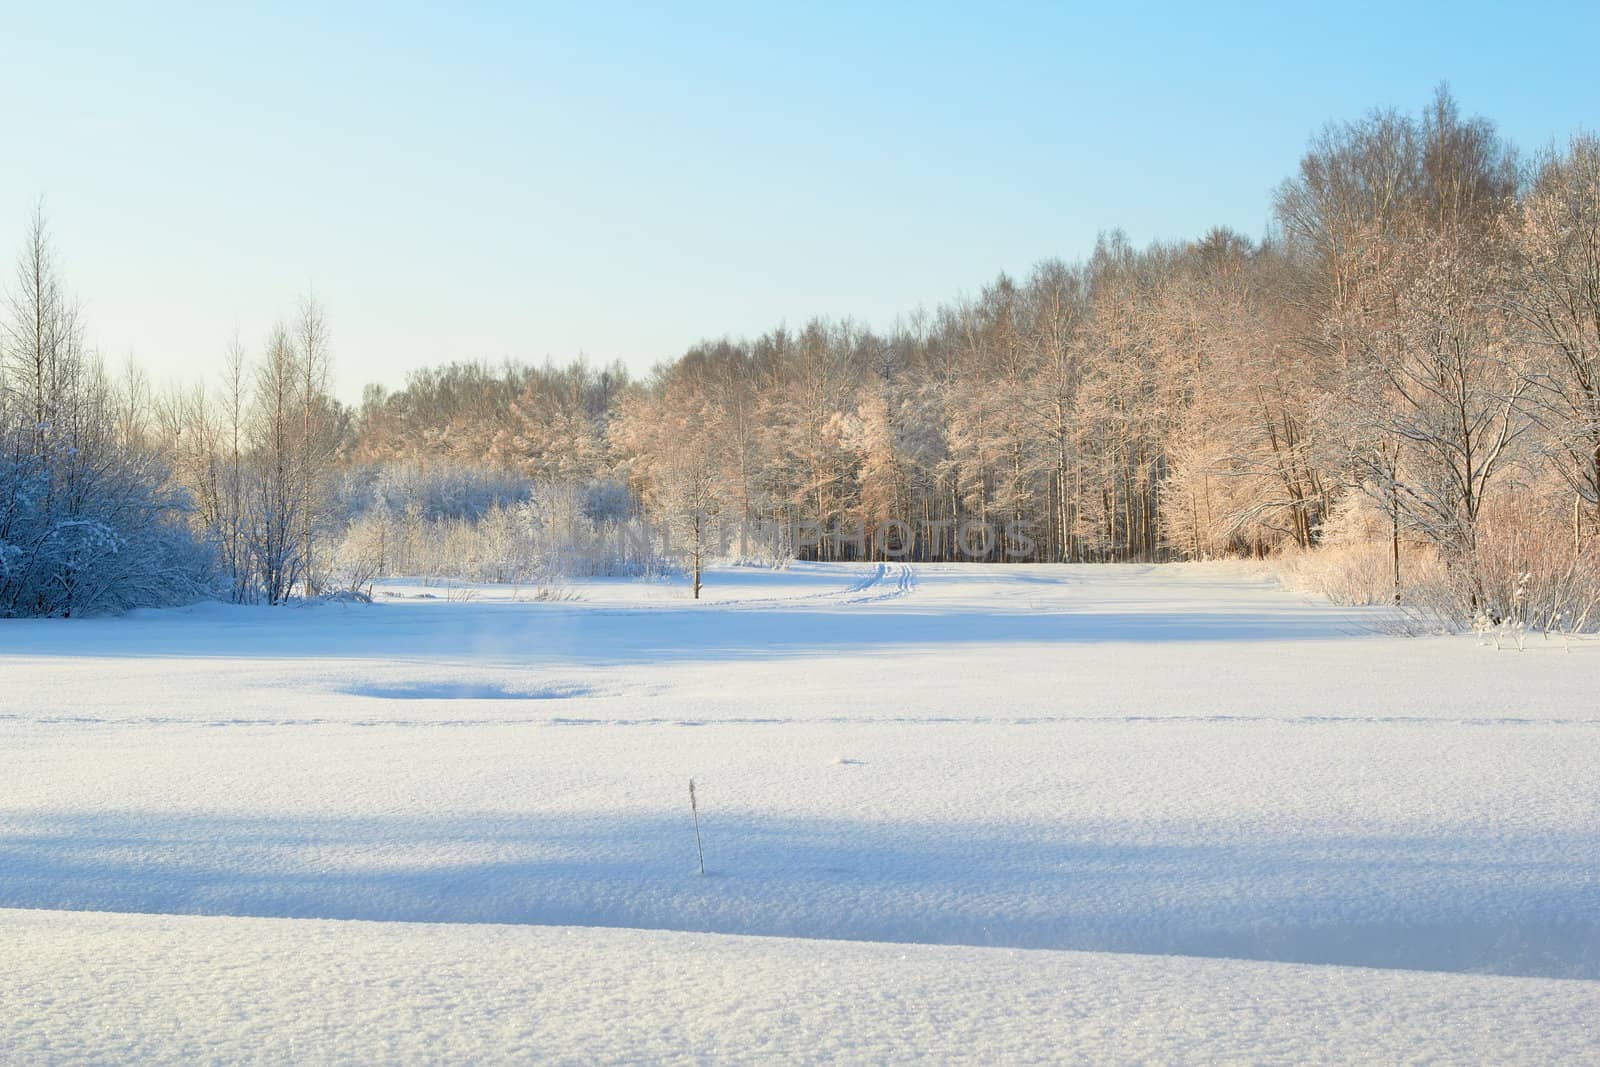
xmin=3 ymin=560 xmax=1599 ymax=1062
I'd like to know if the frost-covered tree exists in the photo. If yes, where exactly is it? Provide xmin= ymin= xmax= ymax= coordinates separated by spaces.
xmin=1346 ymin=233 xmax=1528 ymax=577
xmin=1509 ymin=135 xmax=1600 ymax=524
xmin=0 ymin=207 xmax=211 ymax=616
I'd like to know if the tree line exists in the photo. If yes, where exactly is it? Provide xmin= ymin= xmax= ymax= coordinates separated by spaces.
xmin=606 ymin=88 xmax=1600 ymax=623
xmin=4 ymin=87 xmax=1598 ymax=625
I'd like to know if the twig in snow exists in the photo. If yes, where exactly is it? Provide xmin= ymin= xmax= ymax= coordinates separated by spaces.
xmin=689 ymin=778 xmax=706 ymax=875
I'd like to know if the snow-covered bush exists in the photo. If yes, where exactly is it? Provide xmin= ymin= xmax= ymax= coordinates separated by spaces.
xmin=330 ymin=469 xmax=664 ymax=590
xmin=1274 ymin=494 xmax=1439 ymax=607
xmin=1276 ymin=540 xmax=1397 ymax=606
xmin=333 ymin=461 xmax=532 ymax=527
xmin=1277 ymin=486 xmax=1600 ymax=634
xmin=0 ymin=443 xmax=214 ymax=618
xmin=1413 ymin=489 xmax=1600 ymax=634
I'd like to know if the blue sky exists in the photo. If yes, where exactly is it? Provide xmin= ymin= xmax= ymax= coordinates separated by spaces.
xmin=3 ymin=2 xmax=1597 ymax=401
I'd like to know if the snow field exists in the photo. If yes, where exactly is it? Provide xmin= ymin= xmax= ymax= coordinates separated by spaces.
xmin=4 ymin=909 xmax=1596 ymax=1065
xmin=3 ymin=562 xmax=1598 ymax=1062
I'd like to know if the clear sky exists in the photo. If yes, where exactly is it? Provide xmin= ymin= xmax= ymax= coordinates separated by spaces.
xmin=3 ymin=2 xmax=1597 ymax=402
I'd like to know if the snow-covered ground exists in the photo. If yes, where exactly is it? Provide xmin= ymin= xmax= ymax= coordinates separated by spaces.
xmin=3 ymin=562 xmax=1598 ymax=1062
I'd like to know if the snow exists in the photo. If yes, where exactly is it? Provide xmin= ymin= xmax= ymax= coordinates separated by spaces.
xmin=5 ymin=910 xmax=1596 ymax=1065
xmin=3 ymin=562 xmax=1598 ymax=1062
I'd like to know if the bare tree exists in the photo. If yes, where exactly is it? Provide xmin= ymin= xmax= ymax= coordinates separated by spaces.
xmin=1509 ymin=136 xmax=1600 ymax=525
xmin=1348 ymin=232 xmax=1528 ymax=602
xmin=253 ymin=323 xmax=301 ymax=605
xmin=221 ymin=332 xmax=251 ymax=600
xmin=296 ymin=296 xmax=332 ymax=596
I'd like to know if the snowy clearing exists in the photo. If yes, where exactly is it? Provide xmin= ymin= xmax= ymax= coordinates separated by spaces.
xmin=3 ymin=562 xmax=1598 ymax=1062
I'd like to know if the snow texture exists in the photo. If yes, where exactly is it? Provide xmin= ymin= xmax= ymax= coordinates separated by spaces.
xmin=4 ymin=909 xmax=1597 ymax=1065
xmin=3 ymin=562 xmax=1598 ymax=1062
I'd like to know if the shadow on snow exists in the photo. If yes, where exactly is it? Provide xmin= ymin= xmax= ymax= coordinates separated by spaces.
xmin=0 ymin=604 xmax=1380 ymax=667
xmin=2 ymin=808 xmax=1594 ymax=980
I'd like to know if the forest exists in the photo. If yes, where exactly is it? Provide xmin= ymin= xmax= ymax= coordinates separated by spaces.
xmin=4 ymin=88 xmax=1599 ymax=628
